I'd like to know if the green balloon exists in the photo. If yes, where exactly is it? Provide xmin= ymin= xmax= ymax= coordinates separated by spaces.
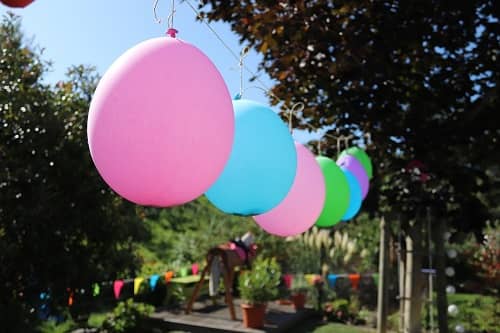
xmin=315 ymin=156 xmax=350 ymax=228
xmin=340 ymin=147 xmax=373 ymax=179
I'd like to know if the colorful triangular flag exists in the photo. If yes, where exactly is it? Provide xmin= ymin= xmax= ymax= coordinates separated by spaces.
xmin=113 ymin=280 xmax=124 ymax=299
xmin=283 ymin=274 xmax=293 ymax=289
xmin=92 ymin=283 xmax=100 ymax=297
xmin=348 ymin=274 xmax=361 ymax=290
xmin=191 ymin=263 xmax=199 ymax=275
xmin=180 ymin=267 xmax=189 ymax=277
xmin=149 ymin=274 xmax=160 ymax=290
xmin=134 ymin=277 xmax=144 ymax=295
xmin=164 ymin=271 xmax=174 ymax=283
xmin=327 ymin=274 xmax=338 ymax=288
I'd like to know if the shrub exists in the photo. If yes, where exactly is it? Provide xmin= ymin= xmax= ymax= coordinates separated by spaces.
xmin=238 ymin=257 xmax=281 ymax=305
xmin=101 ymin=299 xmax=154 ymax=333
xmin=290 ymin=274 xmax=310 ymax=294
xmin=447 ymin=293 xmax=499 ymax=333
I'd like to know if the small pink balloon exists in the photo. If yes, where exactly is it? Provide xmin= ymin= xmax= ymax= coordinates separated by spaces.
xmin=88 ymin=36 xmax=234 ymax=206
xmin=254 ymin=143 xmax=326 ymax=237
xmin=337 ymin=154 xmax=370 ymax=198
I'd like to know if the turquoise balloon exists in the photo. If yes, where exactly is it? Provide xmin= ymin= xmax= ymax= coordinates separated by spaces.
xmin=341 ymin=169 xmax=362 ymax=221
xmin=205 ymin=99 xmax=297 ymax=216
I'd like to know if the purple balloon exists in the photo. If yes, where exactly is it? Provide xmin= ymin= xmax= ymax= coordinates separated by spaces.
xmin=337 ymin=155 xmax=369 ymax=198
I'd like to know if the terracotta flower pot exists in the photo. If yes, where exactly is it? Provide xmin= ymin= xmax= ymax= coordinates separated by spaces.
xmin=1 ymin=0 xmax=34 ymax=8
xmin=241 ymin=303 xmax=266 ymax=328
xmin=291 ymin=293 xmax=306 ymax=310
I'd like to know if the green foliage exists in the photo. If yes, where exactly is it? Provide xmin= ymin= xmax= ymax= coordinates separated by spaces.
xmin=290 ymin=274 xmax=310 ymax=294
xmin=0 ymin=13 xmax=146 ymax=328
xmin=286 ymin=235 xmax=321 ymax=274
xmin=164 ymin=284 xmax=187 ymax=307
xmin=201 ymin=0 xmax=499 ymax=235
xmin=36 ymin=318 xmax=76 ymax=333
xmin=323 ymin=294 xmax=364 ymax=324
xmin=87 ymin=311 xmax=109 ymax=328
xmin=101 ymin=299 xmax=154 ymax=333
xmin=390 ymin=293 xmax=498 ymax=333
xmin=289 ymin=227 xmax=366 ymax=273
xmin=324 ymin=298 xmax=350 ymax=322
xmin=445 ymin=221 xmax=499 ymax=293
xmin=136 ymin=197 xmax=254 ymax=273
xmin=308 ymin=322 xmax=375 ymax=333
xmin=238 ymin=257 xmax=281 ymax=305
xmin=338 ymin=214 xmax=380 ymax=272
xmin=446 ymin=293 xmax=499 ymax=333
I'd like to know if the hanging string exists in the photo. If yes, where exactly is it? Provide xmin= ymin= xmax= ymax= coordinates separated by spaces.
xmin=154 ymin=0 xmax=177 ymax=36
xmin=181 ymin=0 xmax=366 ymax=148
xmin=153 ymin=0 xmax=161 ymax=23
xmin=153 ymin=0 xmax=175 ymax=25
xmin=287 ymin=102 xmax=304 ymax=134
xmin=364 ymin=132 xmax=372 ymax=146
xmin=168 ymin=0 xmax=176 ymax=29
xmin=343 ymin=135 xmax=353 ymax=151
xmin=239 ymin=46 xmax=250 ymax=98
xmin=183 ymin=0 xmax=271 ymax=91
xmin=336 ymin=137 xmax=341 ymax=157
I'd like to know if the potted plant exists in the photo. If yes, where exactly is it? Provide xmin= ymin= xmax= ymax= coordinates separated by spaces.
xmin=238 ymin=257 xmax=281 ymax=328
xmin=290 ymin=274 xmax=309 ymax=310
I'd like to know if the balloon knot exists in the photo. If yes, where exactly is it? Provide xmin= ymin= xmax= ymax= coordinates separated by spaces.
xmin=233 ymin=93 xmax=242 ymax=100
xmin=167 ymin=28 xmax=178 ymax=38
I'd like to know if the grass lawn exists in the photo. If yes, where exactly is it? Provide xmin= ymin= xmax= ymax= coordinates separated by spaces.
xmin=294 ymin=320 xmax=375 ymax=333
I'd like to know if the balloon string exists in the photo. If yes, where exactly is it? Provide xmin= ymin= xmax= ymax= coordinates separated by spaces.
xmin=153 ymin=0 xmax=177 ymax=32
xmin=287 ymin=102 xmax=304 ymax=135
xmin=167 ymin=0 xmax=176 ymax=29
xmin=239 ymin=46 xmax=250 ymax=98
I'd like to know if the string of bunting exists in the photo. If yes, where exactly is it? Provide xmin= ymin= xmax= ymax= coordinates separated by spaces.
xmin=282 ymin=273 xmax=379 ymax=291
xmin=58 ymin=264 xmax=200 ymax=306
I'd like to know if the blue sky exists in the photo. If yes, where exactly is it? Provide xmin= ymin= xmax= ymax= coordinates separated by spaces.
xmin=1 ymin=0 xmax=318 ymax=143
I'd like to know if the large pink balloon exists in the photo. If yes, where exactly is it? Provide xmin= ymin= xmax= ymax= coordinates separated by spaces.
xmin=253 ymin=143 xmax=326 ymax=237
xmin=88 ymin=36 xmax=234 ymax=206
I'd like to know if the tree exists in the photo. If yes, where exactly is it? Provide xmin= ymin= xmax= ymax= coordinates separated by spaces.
xmin=0 ymin=14 xmax=147 ymax=330
xmin=199 ymin=1 xmax=499 ymax=332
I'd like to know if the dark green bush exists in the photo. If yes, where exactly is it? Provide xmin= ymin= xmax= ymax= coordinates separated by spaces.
xmin=101 ymin=299 xmax=154 ymax=333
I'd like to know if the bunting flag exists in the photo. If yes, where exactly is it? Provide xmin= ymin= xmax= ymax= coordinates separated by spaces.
xmin=283 ymin=274 xmax=293 ymax=289
xmin=164 ymin=271 xmax=174 ymax=283
xmin=92 ymin=283 xmax=100 ymax=297
xmin=348 ymin=274 xmax=361 ymax=290
xmin=134 ymin=277 xmax=144 ymax=295
xmin=327 ymin=274 xmax=338 ymax=288
xmin=191 ymin=263 xmax=199 ymax=275
xmin=113 ymin=280 xmax=124 ymax=299
xmin=305 ymin=274 xmax=319 ymax=286
xmin=149 ymin=274 xmax=160 ymax=290
xmin=372 ymin=273 xmax=379 ymax=286
xmin=67 ymin=289 xmax=74 ymax=306
xmin=180 ymin=267 xmax=189 ymax=277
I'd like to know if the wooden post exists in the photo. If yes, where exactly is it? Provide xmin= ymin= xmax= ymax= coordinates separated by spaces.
xmin=222 ymin=265 xmax=236 ymax=320
xmin=403 ymin=220 xmax=424 ymax=333
xmin=434 ymin=217 xmax=449 ymax=333
xmin=399 ymin=215 xmax=406 ymax=333
xmin=426 ymin=208 xmax=434 ymax=333
xmin=185 ymin=255 xmax=212 ymax=314
xmin=377 ymin=216 xmax=389 ymax=333
xmin=185 ymin=251 xmax=237 ymax=320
